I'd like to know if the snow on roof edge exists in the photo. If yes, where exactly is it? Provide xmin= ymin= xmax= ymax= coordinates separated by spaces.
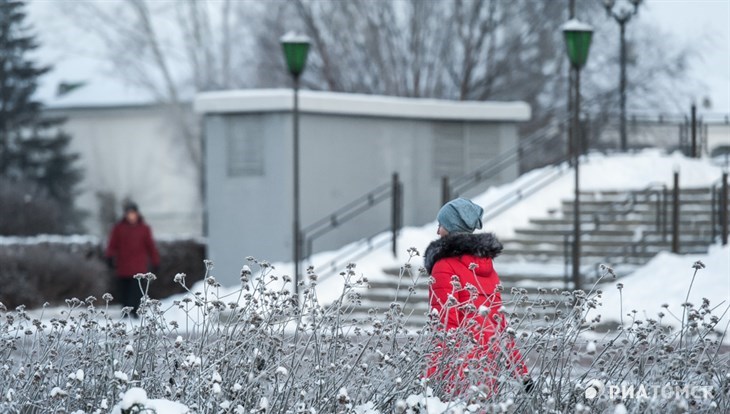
xmin=194 ymin=89 xmax=531 ymax=122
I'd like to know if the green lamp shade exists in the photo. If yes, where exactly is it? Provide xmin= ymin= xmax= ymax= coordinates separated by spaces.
xmin=562 ymin=19 xmax=594 ymax=69
xmin=281 ymin=32 xmax=311 ymax=78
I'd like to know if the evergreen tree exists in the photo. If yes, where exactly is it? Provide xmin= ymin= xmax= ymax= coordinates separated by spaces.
xmin=0 ymin=0 xmax=83 ymax=234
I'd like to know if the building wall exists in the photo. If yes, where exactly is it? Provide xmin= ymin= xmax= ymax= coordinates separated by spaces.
xmin=204 ymin=113 xmax=291 ymax=278
xmin=204 ymin=111 xmax=520 ymax=284
xmin=48 ymin=105 xmax=203 ymax=239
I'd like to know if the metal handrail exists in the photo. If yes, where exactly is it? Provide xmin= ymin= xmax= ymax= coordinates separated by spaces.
xmin=449 ymin=115 xmax=573 ymax=196
xmin=311 ymin=226 xmax=392 ymax=279
xmin=711 ymin=174 xmax=730 ymax=243
xmin=301 ymin=175 xmax=400 ymax=260
xmin=562 ymin=182 xmax=671 ymax=287
xmin=302 ymin=181 xmax=391 ymax=238
xmin=482 ymin=165 xmax=569 ymax=223
xmin=316 ymin=166 xmax=572 ymax=281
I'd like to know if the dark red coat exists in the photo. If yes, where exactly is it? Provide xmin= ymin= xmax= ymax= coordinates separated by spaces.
xmin=105 ymin=218 xmax=160 ymax=277
xmin=424 ymin=232 xmax=527 ymax=391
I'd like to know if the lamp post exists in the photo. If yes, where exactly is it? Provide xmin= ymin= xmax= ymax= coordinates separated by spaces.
xmin=562 ymin=19 xmax=593 ymax=290
xmin=603 ymin=0 xmax=642 ymax=152
xmin=281 ymin=32 xmax=310 ymax=297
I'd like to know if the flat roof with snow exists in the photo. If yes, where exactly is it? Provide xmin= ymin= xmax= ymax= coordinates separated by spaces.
xmin=194 ymin=89 xmax=531 ymax=122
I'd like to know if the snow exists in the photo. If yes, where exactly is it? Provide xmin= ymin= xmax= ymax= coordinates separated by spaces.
xmin=111 ymin=387 xmax=190 ymax=414
xmin=195 ymin=89 xmax=531 ymax=122
xmin=0 ymin=234 xmax=99 ymax=246
xmin=113 ymin=371 xmax=128 ymax=382
xmin=561 ymin=19 xmax=594 ymax=32
xmin=280 ymin=31 xmax=311 ymax=43
xmin=598 ymin=243 xmax=730 ymax=328
xmin=49 ymin=387 xmax=66 ymax=397
xmin=120 ymin=387 xmax=147 ymax=408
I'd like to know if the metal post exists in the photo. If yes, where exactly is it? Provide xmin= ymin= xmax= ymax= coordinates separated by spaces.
xmin=567 ymin=0 xmax=575 ymax=166
xmin=572 ymin=66 xmax=582 ymax=291
xmin=691 ymin=104 xmax=697 ymax=158
xmin=712 ymin=187 xmax=717 ymax=241
xmin=662 ymin=187 xmax=668 ymax=241
xmin=292 ymin=77 xmax=301 ymax=296
xmin=672 ymin=171 xmax=680 ymax=253
xmin=391 ymin=172 xmax=400 ymax=257
xmin=619 ymin=20 xmax=627 ymax=152
xmin=655 ymin=191 xmax=661 ymax=233
xmin=722 ymin=172 xmax=728 ymax=245
xmin=441 ymin=176 xmax=451 ymax=206
xmin=564 ymin=234 xmax=571 ymax=290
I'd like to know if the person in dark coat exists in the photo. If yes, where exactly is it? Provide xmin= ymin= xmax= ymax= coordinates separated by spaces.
xmin=105 ymin=201 xmax=160 ymax=317
xmin=424 ymin=198 xmax=531 ymax=396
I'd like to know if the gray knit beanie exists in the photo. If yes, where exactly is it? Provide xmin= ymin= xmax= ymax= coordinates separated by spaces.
xmin=437 ymin=198 xmax=484 ymax=234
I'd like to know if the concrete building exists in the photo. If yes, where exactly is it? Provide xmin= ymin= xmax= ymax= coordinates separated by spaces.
xmin=195 ymin=89 xmax=531 ymax=284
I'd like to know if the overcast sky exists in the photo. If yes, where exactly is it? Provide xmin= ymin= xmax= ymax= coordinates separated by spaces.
xmin=27 ymin=0 xmax=730 ymax=113
xmin=641 ymin=0 xmax=730 ymax=113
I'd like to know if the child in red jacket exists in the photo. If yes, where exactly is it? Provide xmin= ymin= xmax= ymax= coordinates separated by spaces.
xmin=424 ymin=198 xmax=532 ymax=397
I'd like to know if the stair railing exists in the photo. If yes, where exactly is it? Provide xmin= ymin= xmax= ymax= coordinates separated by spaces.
xmin=317 ymin=166 xmax=575 ymax=283
xmin=711 ymin=173 xmax=729 ymax=245
xmin=312 ymin=115 xmax=575 ymax=281
xmin=313 ymin=228 xmax=393 ymax=278
xmin=562 ymin=182 xmax=670 ymax=288
xmin=481 ymin=164 xmax=570 ymax=223
xmin=302 ymin=173 xmax=403 ymax=262
xmin=442 ymin=115 xmax=573 ymax=205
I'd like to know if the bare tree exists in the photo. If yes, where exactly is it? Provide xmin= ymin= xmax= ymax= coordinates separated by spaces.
xmin=54 ymin=0 xmax=699 ymax=176
xmin=53 ymin=0 xmax=259 ymax=195
xmin=250 ymin=0 xmax=698 ymax=169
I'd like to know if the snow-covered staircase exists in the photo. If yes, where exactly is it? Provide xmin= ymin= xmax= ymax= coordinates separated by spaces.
xmin=341 ymin=186 xmax=727 ymax=328
xmin=501 ymin=187 xmax=721 ymax=277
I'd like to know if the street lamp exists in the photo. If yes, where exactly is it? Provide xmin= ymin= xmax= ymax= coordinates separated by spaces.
xmin=562 ymin=19 xmax=593 ymax=290
xmin=603 ymin=0 xmax=642 ymax=152
xmin=281 ymin=32 xmax=310 ymax=297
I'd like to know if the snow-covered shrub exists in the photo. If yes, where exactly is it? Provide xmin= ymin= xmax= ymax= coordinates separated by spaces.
xmin=148 ymin=239 xmax=206 ymax=299
xmin=0 ymin=238 xmax=205 ymax=309
xmin=0 ymin=243 xmax=108 ymax=308
xmin=0 ymin=252 xmax=726 ymax=413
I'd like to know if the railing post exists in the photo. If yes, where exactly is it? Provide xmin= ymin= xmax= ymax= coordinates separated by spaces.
xmin=441 ymin=176 xmax=451 ymax=206
xmin=655 ymin=191 xmax=661 ymax=234
xmin=691 ymin=104 xmax=697 ymax=158
xmin=563 ymin=234 xmax=571 ymax=290
xmin=722 ymin=172 xmax=728 ymax=245
xmin=672 ymin=171 xmax=680 ymax=253
xmin=391 ymin=172 xmax=401 ymax=257
xmin=712 ymin=186 xmax=717 ymax=241
xmin=662 ymin=186 xmax=669 ymax=241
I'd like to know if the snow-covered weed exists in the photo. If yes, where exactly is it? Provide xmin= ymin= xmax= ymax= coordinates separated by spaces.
xmin=0 ymin=254 xmax=727 ymax=413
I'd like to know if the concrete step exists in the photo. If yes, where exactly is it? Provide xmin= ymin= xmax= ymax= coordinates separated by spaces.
xmin=507 ymin=231 xmax=712 ymax=243
xmin=528 ymin=218 xmax=713 ymax=227
xmin=342 ymin=291 xmax=581 ymax=329
xmin=508 ymin=239 xmax=707 ymax=252
xmin=504 ymin=252 xmax=651 ymax=265
xmin=559 ymin=208 xmax=716 ymax=219
xmin=578 ymin=188 xmax=718 ymax=201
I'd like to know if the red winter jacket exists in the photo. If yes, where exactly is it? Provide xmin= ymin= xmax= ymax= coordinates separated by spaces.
xmin=105 ymin=218 xmax=160 ymax=277
xmin=424 ymin=232 xmax=527 ymax=392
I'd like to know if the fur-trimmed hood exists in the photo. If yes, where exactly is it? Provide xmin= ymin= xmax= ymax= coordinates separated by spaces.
xmin=424 ymin=232 xmax=503 ymax=274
